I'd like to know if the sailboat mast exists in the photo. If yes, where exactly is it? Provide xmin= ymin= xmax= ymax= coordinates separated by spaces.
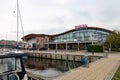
xmin=17 ymin=0 xmax=19 ymax=43
xmin=16 ymin=0 xmax=25 ymax=48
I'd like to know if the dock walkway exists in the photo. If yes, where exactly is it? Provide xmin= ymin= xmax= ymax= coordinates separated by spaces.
xmin=53 ymin=54 xmax=120 ymax=80
xmin=24 ymin=50 xmax=120 ymax=80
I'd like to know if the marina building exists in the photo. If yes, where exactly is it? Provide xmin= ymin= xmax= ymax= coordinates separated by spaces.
xmin=22 ymin=24 xmax=112 ymax=50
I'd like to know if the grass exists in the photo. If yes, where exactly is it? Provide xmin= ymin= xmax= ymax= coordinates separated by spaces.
xmin=112 ymin=66 xmax=120 ymax=80
xmin=108 ymin=52 xmax=120 ymax=54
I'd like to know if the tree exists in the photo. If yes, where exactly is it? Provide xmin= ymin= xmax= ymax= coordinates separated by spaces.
xmin=106 ymin=31 xmax=120 ymax=49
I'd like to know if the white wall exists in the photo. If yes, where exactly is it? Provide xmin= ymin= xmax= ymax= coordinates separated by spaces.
xmin=27 ymin=38 xmax=36 ymax=47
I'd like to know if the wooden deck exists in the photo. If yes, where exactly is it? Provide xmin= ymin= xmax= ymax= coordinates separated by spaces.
xmin=53 ymin=55 xmax=120 ymax=80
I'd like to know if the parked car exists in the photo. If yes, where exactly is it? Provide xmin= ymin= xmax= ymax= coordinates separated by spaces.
xmin=28 ymin=47 xmax=36 ymax=50
xmin=39 ymin=48 xmax=47 ymax=51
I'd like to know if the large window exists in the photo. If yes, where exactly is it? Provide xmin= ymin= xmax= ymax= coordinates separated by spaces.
xmin=51 ymin=28 xmax=110 ymax=43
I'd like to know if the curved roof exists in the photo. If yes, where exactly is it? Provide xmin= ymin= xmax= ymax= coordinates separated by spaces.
xmin=52 ymin=26 xmax=112 ymax=37
xmin=22 ymin=26 xmax=112 ymax=41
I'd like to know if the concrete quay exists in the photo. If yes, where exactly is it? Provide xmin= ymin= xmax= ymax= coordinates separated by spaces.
xmin=24 ymin=50 xmax=120 ymax=80
xmin=25 ymin=50 xmax=103 ymax=62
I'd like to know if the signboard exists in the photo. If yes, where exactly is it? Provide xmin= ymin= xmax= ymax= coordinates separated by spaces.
xmin=75 ymin=24 xmax=87 ymax=29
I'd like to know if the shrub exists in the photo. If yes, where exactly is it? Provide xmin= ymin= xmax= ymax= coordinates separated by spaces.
xmin=87 ymin=45 xmax=103 ymax=52
xmin=111 ymin=48 xmax=120 ymax=52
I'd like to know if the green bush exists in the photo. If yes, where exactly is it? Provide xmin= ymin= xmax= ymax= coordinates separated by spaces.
xmin=111 ymin=48 xmax=120 ymax=52
xmin=87 ymin=45 xmax=103 ymax=52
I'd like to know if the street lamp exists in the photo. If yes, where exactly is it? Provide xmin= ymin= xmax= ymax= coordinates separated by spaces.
xmin=78 ymin=40 xmax=79 ymax=51
xmin=64 ymin=39 xmax=71 ymax=70
xmin=55 ymin=40 xmax=58 ymax=53
xmin=84 ymin=27 xmax=88 ymax=55
xmin=74 ymin=39 xmax=79 ymax=51
xmin=64 ymin=39 xmax=67 ymax=52
xmin=63 ymin=38 xmax=68 ymax=54
xmin=91 ymin=34 xmax=94 ymax=55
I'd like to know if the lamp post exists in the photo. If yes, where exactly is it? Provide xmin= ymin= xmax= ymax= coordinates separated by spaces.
xmin=84 ymin=25 xmax=88 ymax=55
xmin=64 ymin=39 xmax=67 ymax=53
xmin=77 ymin=39 xmax=79 ymax=51
xmin=74 ymin=39 xmax=79 ymax=51
xmin=55 ymin=40 xmax=57 ymax=53
xmin=78 ymin=40 xmax=79 ymax=51
xmin=91 ymin=35 xmax=94 ymax=55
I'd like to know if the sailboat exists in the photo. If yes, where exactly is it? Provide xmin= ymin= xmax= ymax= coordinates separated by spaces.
xmin=5 ymin=0 xmax=26 ymax=55
xmin=0 ymin=0 xmax=27 ymax=80
xmin=0 ymin=53 xmax=27 ymax=80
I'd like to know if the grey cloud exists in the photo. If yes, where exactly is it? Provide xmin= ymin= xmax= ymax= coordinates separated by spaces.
xmin=70 ymin=9 xmax=93 ymax=21
xmin=46 ymin=26 xmax=67 ymax=35
xmin=92 ymin=0 xmax=120 ymax=23
xmin=51 ymin=16 xmax=65 ymax=24
xmin=67 ymin=0 xmax=120 ymax=23
xmin=98 ymin=9 xmax=120 ymax=23
xmin=20 ymin=0 xmax=120 ymax=27
xmin=26 ymin=0 xmax=65 ymax=7
xmin=25 ymin=26 xmax=67 ymax=35
xmin=108 ymin=25 xmax=120 ymax=31
xmin=26 ymin=0 xmax=52 ymax=6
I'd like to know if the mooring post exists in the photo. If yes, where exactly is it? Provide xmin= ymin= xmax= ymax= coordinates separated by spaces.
xmin=73 ymin=55 xmax=75 ymax=61
xmin=61 ymin=54 xmax=62 ymax=60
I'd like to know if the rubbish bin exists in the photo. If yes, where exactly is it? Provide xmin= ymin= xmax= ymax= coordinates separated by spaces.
xmin=81 ymin=55 xmax=89 ymax=68
xmin=81 ymin=55 xmax=86 ymax=65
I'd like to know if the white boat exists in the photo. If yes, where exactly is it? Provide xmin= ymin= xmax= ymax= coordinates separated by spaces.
xmin=0 ymin=0 xmax=27 ymax=79
xmin=0 ymin=54 xmax=27 ymax=80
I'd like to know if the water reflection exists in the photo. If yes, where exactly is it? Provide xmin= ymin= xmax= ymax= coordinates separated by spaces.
xmin=24 ymin=56 xmax=102 ymax=79
xmin=25 ymin=58 xmax=81 ymax=72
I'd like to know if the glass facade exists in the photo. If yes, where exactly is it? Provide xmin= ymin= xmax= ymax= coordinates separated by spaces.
xmin=50 ymin=28 xmax=110 ymax=43
xmin=23 ymin=27 xmax=111 ymax=50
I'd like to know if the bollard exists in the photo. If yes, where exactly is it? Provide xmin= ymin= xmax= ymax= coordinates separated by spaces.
xmin=92 ymin=50 xmax=94 ymax=55
xmin=85 ymin=55 xmax=89 ymax=68
xmin=104 ymin=50 xmax=108 ymax=58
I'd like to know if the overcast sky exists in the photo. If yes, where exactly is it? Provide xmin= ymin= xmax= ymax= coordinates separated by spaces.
xmin=0 ymin=0 xmax=120 ymax=41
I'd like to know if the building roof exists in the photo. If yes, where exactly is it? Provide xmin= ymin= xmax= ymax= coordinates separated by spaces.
xmin=22 ymin=26 xmax=112 ymax=41
xmin=21 ymin=34 xmax=50 ymax=41
xmin=51 ymin=26 xmax=112 ymax=37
